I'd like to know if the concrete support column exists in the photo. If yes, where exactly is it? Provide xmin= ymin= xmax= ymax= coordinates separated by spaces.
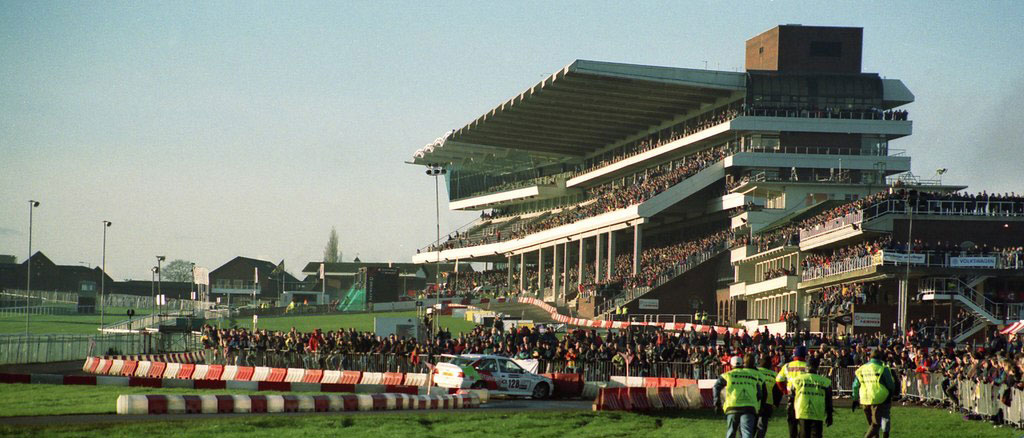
xmin=561 ymin=242 xmax=569 ymax=300
xmin=632 ymin=224 xmax=643 ymax=276
xmin=577 ymin=238 xmax=585 ymax=289
xmin=537 ymin=248 xmax=544 ymax=294
xmin=552 ymin=244 xmax=561 ymax=300
xmin=507 ymin=255 xmax=513 ymax=290
xmin=897 ymin=278 xmax=909 ymax=333
xmin=595 ymin=234 xmax=604 ymax=281
xmin=606 ymin=230 xmax=617 ymax=281
xmin=519 ymin=253 xmax=525 ymax=293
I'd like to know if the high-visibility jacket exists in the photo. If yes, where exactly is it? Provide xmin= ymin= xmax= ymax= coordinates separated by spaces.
xmin=756 ymin=366 xmax=778 ymax=401
xmin=788 ymin=373 xmax=831 ymax=421
xmin=722 ymin=368 xmax=762 ymax=411
xmin=855 ymin=361 xmax=891 ymax=405
xmin=775 ymin=360 xmax=807 ymax=387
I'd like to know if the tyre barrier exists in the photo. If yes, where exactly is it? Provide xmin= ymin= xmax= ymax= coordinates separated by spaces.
xmin=592 ymin=386 xmax=703 ymax=411
xmin=116 ymin=393 xmax=481 ymax=415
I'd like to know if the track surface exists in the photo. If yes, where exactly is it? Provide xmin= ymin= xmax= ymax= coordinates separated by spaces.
xmin=0 ymin=399 xmax=593 ymax=426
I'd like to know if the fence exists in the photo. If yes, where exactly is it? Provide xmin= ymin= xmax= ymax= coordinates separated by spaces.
xmin=0 ymin=332 xmax=201 ymax=365
xmin=0 ymin=305 xmax=79 ymax=317
xmin=900 ymin=372 xmax=1023 ymax=428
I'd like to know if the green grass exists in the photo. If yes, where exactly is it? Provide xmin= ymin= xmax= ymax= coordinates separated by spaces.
xmin=0 ymin=309 xmax=478 ymax=336
xmin=0 ymin=384 xmax=341 ymax=417
xmin=0 ymin=401 xmax=1016 ymax=438
xmin=0 ymin=307 xmax=154 ymax=335
xmin=246 ymin=311 xmax=478 ymax=335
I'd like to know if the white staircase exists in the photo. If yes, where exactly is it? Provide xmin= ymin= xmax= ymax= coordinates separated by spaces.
xmin=919 ymin=276 xmax=1014 ymax=343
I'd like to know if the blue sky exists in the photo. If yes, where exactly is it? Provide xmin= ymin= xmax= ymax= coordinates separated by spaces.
xmin=2 ymin=1 xmax=1022 ymax=280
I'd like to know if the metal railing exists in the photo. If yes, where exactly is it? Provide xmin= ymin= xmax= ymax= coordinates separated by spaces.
xmin=0 ymin=332 xmax=199 ymax=365
xmin=800 ymin=210 xmax=864 ymax=241
xmin=735 ymin=144 xmax=900 ymax=157
xmin=901 ymin=372 xmax=1023 ymax=428
xmin=0 ymin=305 xmax=79 ymax=317
xmin=801 ymin=254 xmax=877 ymax=282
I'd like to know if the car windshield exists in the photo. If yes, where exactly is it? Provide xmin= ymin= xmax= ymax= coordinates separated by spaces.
xmin=448 ymin=357 xmax=476 ymax=366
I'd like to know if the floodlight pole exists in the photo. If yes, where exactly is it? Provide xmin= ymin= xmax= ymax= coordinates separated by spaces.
xmin=26 ymin=200 xmax=40 ymax=335
xmin=100 ymin=221 xmax=112 ymax=328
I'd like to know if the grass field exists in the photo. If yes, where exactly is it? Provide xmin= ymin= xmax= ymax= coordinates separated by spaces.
xmin=0 ymin=384 xmax=339 ymax=417
xmin=0 ymin=309 xmax=477 ymax=336
xmin=0 ymin=391 xmax=1016 ymax=438
xmin=219 ymin=311 xmax=479 ymax=335
xmin=0 ymin=307 xmax=153 ymax=335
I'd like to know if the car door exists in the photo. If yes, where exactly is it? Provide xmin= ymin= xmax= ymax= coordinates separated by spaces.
xmin=474 ymin=358 xmax=501 ymax=391
xmin=498 ymin=358 xmax=530 ymax=395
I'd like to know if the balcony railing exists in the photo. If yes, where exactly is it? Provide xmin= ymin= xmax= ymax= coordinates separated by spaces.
xmin=802 ymin=250 xmax=1024 ymax=282
xmin=863 ymin=198 xmax=1024 ymax=221
xmin=800 ymin=210 xmax=864 ymax=241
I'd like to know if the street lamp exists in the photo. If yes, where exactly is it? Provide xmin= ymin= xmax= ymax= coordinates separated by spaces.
xmin=156 ymin=256 xmax=165 ymax=315
xmin=26 ymin=200 xmax=40 ymax=334
xmin=99 ymin=221 xmax=112 ymax=328
xmin=426 ymin=163 xmax=446 ymax=343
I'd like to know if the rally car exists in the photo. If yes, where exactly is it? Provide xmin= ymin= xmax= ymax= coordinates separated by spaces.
xmin=433 ymin=354 xmax=552 ymax=399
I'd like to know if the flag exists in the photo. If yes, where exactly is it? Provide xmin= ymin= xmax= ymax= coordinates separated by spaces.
xmin=254 ymin=267 xmax=259 ymax=284
xmin=319 ymin=263 xmax=325 ymax=279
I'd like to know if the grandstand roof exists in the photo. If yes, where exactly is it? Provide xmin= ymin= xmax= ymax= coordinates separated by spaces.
xmin=412 ymin=60 xmax=745 ymax=164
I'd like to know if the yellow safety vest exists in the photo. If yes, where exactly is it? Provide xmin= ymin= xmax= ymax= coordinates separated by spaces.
xmin=788 ymin=373 xmax=831 ymax=421
xmin=775 ymin=360 xmax=807 ymax=385
xmin=855 ymin=362 xmax=890 ymax=405
xmin=722 ymin=368 xmax=762 ymax=411
xmin=756 ymin=367 xmax=777 ymax=400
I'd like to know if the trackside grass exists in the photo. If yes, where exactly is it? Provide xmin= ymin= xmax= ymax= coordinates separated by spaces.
xmin=245 ymin=311 xmax=478 ymax=334
xmin=0 ymin=307 xmax=153 ymax=335
xmin=0 ymin=384 xmax=341 ymax=417
xmin=0 ymin=394 xmax=1016 ymax=438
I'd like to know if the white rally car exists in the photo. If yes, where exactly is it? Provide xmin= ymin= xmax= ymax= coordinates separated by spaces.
xmin=433 ymin=354 xmax=552 ymax=399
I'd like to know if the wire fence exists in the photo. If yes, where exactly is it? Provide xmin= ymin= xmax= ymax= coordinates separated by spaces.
xmin=0 ymin=332 xmax=200 ymax=365
xmin=900 ymin=372 xmax=1024 ymax=428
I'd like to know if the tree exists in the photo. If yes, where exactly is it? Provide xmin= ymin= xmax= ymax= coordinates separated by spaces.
xmin=161 ymin=259 xmax=194 ymax=282
xmin=324 ymin=227 xmax=342 ymax=263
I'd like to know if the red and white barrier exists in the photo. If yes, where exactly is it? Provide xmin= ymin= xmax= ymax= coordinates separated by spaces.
xmin=284 ymin=368 xmax=305 ymax=383
xmin=116 ymin=392 xmax=480 ymax=415
xmin=592 ymin=386 xmax=704 ymax=411
xmin=360 ymin=372 xmax=383 ymax=385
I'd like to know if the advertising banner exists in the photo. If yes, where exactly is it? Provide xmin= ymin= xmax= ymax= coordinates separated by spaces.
xmin=853 ymin=312 xmax=881 ymax=327
xmin=638 ymin=299 xmax=659 ymax=310
xmin=949 ymin=256 xmax=997 ymax=268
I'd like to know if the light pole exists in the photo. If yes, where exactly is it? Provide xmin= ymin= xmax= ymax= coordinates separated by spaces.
xmin=426 ymin=163 xmax=446 ymax=342
xmin=151 ymin=267 xmax=157 ymax=314
xmin=156 ymin=256 xmax=165 ymax=315
xmin=100 ymin=220 xmax=112 ymax=327
xmin=26 ymin=200 xmax=40 ymax=335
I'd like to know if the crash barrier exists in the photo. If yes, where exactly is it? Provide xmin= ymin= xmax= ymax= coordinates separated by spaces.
xmin=116 ymin=392 xmax=481 ymax=415
xmin=517 ymin=297 xmax=744 ymax=334
xmin=592 ymin=386 xmax=704 ymax=411
xmin=83 ymin=353 xmax=204 ymax=372
xmin=900 ymin=372 xmax=1024 ymax=428
xmin=0 ymin=371 xmax=468 ymax=397
xmin=539 ymin=359 xmax=724 ymax=382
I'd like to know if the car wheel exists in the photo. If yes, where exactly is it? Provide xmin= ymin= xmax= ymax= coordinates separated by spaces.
xmin=531 ymin=382 xmax=549 ymax=399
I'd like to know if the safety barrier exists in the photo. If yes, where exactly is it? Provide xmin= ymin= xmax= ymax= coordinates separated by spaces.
xmin=115 ymin=393 xmax=481 ymax=415
xmin=592 ymin=385 xmax=705 ymax=411
xmin=900 ymin=372 xmax=1024 ymax=428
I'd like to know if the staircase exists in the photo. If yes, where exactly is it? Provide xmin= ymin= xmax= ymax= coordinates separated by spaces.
xmin=919 ymin=276 xmax=1016 ymax=343
xmin=595 ymin=242 xmax=727 ymax=319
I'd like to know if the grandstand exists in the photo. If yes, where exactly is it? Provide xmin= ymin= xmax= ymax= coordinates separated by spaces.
xmin=409 ymin=24 xmax=1024 ymax=339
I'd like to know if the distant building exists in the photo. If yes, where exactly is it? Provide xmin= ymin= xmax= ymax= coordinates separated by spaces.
xmin=0 ymin=251 xmax=113 ymax=294
xmin=300 ymin=260 xmax=473 ymax=300
xmin=209 ymin=256 xmax=300 ymax=306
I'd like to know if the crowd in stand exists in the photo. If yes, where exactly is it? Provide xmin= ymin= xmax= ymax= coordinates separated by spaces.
xmin=808 ymin=282 xmax=876 ymax=318
xmin=508 ymin=146 xmax=730 ymax=241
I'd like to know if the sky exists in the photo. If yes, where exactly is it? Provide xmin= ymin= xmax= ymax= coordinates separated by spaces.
xmin=1 ymin=1 xmax=1023 ymax=281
